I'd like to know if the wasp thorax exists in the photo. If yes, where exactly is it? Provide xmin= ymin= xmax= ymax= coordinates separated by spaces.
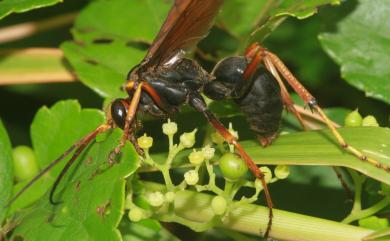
xmin=110 ymin=98 xmax=129 ymax=129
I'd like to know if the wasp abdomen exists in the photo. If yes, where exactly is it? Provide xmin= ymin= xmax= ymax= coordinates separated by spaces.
xmin=235 ymin=68 xmax=283 ymax=146
xmin=208 ymin=56 xmax=283 ymax=146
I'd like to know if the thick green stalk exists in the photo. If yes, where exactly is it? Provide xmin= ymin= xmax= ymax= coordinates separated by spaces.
xmin=143 ymin=181 xmax=380 ymax=241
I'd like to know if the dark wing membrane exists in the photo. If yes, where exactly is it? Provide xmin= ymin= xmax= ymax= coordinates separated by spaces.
xmin=140 ymin=0 xmax=223 ymax=69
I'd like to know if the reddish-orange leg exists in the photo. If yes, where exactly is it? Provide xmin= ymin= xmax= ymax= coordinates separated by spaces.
xmin=187 ymin=91 xmax=273 ymax=238
xmin=245 ymin=42 xmax=390 ymax=173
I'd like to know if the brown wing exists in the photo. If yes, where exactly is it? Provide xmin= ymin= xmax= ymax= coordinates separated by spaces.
xmin=140 ymin=0 xmax=224 ymax=69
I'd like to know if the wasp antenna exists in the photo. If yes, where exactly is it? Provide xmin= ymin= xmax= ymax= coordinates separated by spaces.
xmin=6 ymin=124 xmax=111 ymax=207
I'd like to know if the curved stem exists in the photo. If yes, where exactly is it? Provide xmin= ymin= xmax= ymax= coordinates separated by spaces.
xmin=342 ymin=197 xmax=390 ymax=224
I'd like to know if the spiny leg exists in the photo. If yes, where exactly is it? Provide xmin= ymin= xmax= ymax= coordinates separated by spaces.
xmin=263 ymin=53 xmax=353 ymax=197
xmin=251 ymin=43 xmax=390 ymax=172
xmin=262 ymin=56 xmax=307 ymax=131
xmin=189 ymin=93 xmax=273 ymax=238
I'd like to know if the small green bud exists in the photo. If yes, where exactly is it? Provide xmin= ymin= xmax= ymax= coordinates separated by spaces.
xmin=184 ymin=170 xmax=199 ymax=185
xmin=180 ymin=129 xmax=197 ymax=148
xmin=362 ymin=115 xmax=379 ymax=127
xmin=259 ymin=166 xmax=272 ymax=183
xmin=146 ymin=191 xmax=164 ymax=207
xmin=344 ymin=109 xmax=362 ymax=127
xmin=165 ymin=191 xmax=175 ymax=203
xmin=202 ymin=145 xmax=215 ymax=160
xmin=211 ymin=196 xmax=227 ymax=215
xmin=162 ymin=119 xmax=178 ymax=135
xmin=188 ymin=149 xmax=205 ymax=165
xmin=137 ymin=134 xmax=153 ymax=149
xmin=211 ymin=132 xmax=224 ymax=145
xmin=128 ymin=207 xmax=144 ymax=222
xmin=274 ymin=165 xmax=290 ymax=179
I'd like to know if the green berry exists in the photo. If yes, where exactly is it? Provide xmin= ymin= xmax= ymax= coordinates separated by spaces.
xmin=362 ymin=115 xmax=379 ymax=127
xmin=219 ymin=152 xmax=248 ymax=182
xmin=344 ymin=109 xmax=362 ymax=127
xmin=12 ymin=145 xmax=39 ymax=182
xmin=211 ymin=196 xmax=227 ymax=215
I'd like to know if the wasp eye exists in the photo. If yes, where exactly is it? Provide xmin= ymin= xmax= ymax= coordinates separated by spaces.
xmin=111 ymin=98 xmax=128 ymax=129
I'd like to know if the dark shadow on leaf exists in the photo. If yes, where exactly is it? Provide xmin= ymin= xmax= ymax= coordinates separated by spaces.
xmin=126 ymin=40 xmax=150 ymax=51
xmin=84 ymin=59 xmax=99 ymax=66
xmin=93 ymin=38 xmax=114 ymax=44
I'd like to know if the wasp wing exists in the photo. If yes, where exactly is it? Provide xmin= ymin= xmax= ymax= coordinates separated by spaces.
xmin=140 ymin=0 xmax=223 ymax=69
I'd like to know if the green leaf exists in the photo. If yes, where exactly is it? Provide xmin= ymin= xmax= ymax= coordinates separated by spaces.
xmin=0 ymin=119 xmax=13 ymax=223
xmin=0 ymin=0 xmax=62 ymax=20
xmin=62 ymin=0 xmax=172 ymax=98
xmin=319 ymin=0 xmax=390 ymax=105
xmin=10 ymin=100 xmax=139 ymax=241
xmin=151 ymin=127 xmax=390 ymax=185
xmin=359 ymin=216 xmax=389 ymax=231
xmin=244 ymin=127 xmax=390 ymax=184
xmin=120 ymin=218 xmax=181 ymax=241
xmin=218 ymin=0 xmax=340 ymax=48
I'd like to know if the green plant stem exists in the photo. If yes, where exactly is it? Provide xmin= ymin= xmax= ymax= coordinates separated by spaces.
xmin=349 ymin=170 xmax=364 ymax=212
xmin=143 ymin=181 xmax=376 ymax=241
xmin=342 ymin=197 xmax=390 ymax=224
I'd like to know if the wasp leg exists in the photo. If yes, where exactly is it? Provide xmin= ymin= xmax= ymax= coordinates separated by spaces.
xmin=127 ymin=119 xmax=144 ymax=156
xmin=110 ymin=82 xmax=143 ymax=164
xmin=249 ymin=43 xmax=390 ymax=172
xmin=262 ymin=56 xmax=307 ymax=131
xmin=246 ymin=45 xmax=356 ymax=197
xmin=188 ymin=92 xmax=273 ymax=239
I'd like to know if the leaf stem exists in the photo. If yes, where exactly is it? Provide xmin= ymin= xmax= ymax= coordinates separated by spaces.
xmin=143 ymin=181 xmax=375 ymax=241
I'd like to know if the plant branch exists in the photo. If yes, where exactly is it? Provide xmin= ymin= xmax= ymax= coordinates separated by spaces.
xmin=0 ymin=48 xmax=76 ymax=85
xmin=0 ymin=12 xmax=76 ymax=44
xmin=143 ymin=181 xmax=375 ymax=241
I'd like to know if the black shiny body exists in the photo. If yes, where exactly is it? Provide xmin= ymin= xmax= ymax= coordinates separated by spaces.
xmin=206 ymin=56 xmax=283 ymax=141
xmin=137 ymin=58 xmax=212 ymax=117
xmin=112 ymin=56 xmax=283 ymax=141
